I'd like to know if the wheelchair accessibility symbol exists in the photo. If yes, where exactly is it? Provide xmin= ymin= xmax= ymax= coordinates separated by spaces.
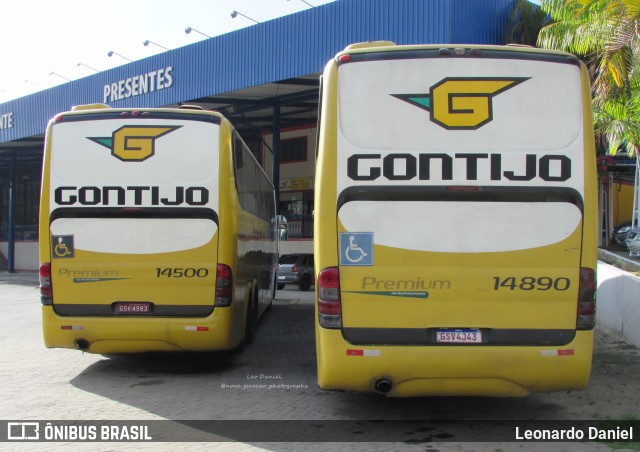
xmin=52 ymin=235 xmax=75 ymax=259
xmin=340 ymin=232 xmax=373 ymax=266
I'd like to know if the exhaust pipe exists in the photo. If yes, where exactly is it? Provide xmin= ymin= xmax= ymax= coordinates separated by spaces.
xmin=75 ymin=339 xmax=90 ymax=351
xmin=374 ymin=378 xmax=393 ymax=395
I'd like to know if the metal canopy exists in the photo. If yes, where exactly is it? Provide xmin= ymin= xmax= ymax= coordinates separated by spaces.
xmin=180 ymin=74 xmax=320 ymax=151
xmin=0 ymin=136 xmax=44 ymax=173
xmin=186 ymin=75 xmax=320 ymax=132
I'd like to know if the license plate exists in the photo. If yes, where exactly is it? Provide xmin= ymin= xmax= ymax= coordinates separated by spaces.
xmin=115 ymin=302 xmax=151 ymax=315
xmin=277 ymin=276 xmax=286 ymax=280
xmin=436 ymin=329 xmax=482 ymax=344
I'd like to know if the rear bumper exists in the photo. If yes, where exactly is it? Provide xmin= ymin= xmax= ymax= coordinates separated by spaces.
xmin=316 ymin=328 xmax=594 ymax=397
xmin=42 ymin=306 xmax=241 ymax=354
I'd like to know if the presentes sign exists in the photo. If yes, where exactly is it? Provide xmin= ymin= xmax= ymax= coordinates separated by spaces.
xmin=103 ymin=66 xmax=174 ymax=103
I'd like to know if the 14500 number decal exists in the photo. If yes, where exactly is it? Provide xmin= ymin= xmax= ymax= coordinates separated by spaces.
xmin=493 ymin=276 xmax=570 ymax=291
xmin=156 ymin=267 xmax=209 ymax=278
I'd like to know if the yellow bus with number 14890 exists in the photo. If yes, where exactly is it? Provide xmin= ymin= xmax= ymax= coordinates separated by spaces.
xmin=314 ymin=42 xmax=598 ymax=397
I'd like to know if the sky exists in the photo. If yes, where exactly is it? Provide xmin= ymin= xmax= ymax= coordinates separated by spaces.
xmin=0 ymin=0 xmax=336 ymax=103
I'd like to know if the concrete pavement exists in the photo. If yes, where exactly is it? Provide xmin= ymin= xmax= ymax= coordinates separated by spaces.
xmin=0 ymin=272 xmax=636 ymax=451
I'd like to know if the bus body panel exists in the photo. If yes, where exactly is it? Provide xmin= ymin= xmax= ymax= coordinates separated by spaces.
xmin=40 ymin=107 xmax=276 ymax=353
xmin=49 ymin=219 xmax=218 ymax=311
xmin=579 ymin=63 xmax=599 ymax=268
xmin=42 ymin=300 xmax=240 ymax=354
xmin=316 ymin=329 xmax=593 ymax=397
xmin=315 ymin=44 xmax=597 ymax=396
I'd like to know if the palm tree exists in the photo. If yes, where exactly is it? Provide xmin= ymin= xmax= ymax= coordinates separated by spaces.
xmin=538 ymin=0 xmax=640 ymax=154
xmin=594 ymin=90 xmax=640 ymax=154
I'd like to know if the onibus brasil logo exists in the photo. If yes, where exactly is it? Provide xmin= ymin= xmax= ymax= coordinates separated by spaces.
xmin=88 ymin=125 xmax=181 ymax=161
xmin=392 ymin=77 xmax=529 ymax=130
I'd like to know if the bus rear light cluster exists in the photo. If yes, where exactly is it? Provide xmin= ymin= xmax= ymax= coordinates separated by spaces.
xmin=215 ymin=264 xmax=233 ymax=307
xmin=39 ymin=263 xmax=53 ymax=305
xmin=576 ymin=267 xmax=596 ymax=330
xmin=318 ymin=267 xmax=341 ymax=329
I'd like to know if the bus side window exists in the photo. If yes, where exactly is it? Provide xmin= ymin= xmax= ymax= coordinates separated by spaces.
xmin=234 ymin=136 xmax=244 ymax=169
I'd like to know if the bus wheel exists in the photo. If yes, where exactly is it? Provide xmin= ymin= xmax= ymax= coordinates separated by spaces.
xmin=298 ymin=275 xmax=312 ymax=291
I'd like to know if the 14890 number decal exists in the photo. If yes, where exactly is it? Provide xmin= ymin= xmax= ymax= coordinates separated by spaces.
xmin=493 ymin=276 xmax=570 ymax=291
xmin=156 ymin=267 xmax=209 ymax=278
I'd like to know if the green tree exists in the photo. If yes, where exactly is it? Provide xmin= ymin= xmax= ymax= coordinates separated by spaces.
xmin=506 ymin=0 xmax=550 ymax=46
xmin=538 ymin=0 xmax=640 ymax=155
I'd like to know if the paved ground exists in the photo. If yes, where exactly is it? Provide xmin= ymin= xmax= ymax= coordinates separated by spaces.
xmin=0 ymin=272 xmax=638 ymax=451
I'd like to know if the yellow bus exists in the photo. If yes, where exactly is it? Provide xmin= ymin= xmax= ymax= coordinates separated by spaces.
xmin=39 ymin=104 xmax=277 ymax=354
xmin=314 ymin=42 xmax=598 ymax=397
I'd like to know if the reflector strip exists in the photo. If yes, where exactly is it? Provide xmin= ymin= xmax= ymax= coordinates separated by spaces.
xmin=346 ymin=349 xmax=381 ymax=357
xmin=184 ymin=326 xmax=209 ymax=332
xmin=61 ymin=325 xmax=83 ymax=330
xmin=541 ymin=349 xmax=574 ymax=356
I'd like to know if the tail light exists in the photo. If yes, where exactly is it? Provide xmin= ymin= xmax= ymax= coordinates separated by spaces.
xmin=577 ymin=267 xmax=596 ymax=330
xmin=292 ymin=264 xmax=299 ymax=273
xmin=318 ymin=267 xmax=341 ymax=329
xmin=215 ymin=264 xmax=233 ymax=307
xmin=39 ymin=263 xmax=53 ymax=305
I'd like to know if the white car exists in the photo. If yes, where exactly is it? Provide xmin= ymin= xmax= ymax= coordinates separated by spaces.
xmin=625 ymin=228 xmax=640 ymax=256
xmin=276 ymin=254 xmax=314 ymax=291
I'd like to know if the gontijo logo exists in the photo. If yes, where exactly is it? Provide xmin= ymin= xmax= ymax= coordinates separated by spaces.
xmin=392 ymin=77 xmax=529 ymax=130
xmin=88 ymin=125 xmax=181 ymax=161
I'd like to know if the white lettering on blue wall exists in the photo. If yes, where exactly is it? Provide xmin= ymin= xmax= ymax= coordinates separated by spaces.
xmin=103 ymin=66 xmax=174 ymax=103
xmin=0 ymin=112 xmax=14 ymax=130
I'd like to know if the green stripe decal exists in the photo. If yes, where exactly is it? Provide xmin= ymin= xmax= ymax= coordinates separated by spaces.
xmin=344 ymin=291 xmax=429 ymax=299
xmin=73 ymin=278 xmax=131 ymax=283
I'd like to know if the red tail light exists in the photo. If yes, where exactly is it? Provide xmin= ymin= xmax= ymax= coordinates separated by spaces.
xmin=292 ymin=264 xmax=299 ymax=273
xmin=577 ymin=267 xmax=596 ymax=330
xmin=39 ymin=263 xmax=53 ymax=305
xmin=318 ymin=267 xmax=341 ymax=329
xmin=215 ymin=264 xmax=233 ymax=307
